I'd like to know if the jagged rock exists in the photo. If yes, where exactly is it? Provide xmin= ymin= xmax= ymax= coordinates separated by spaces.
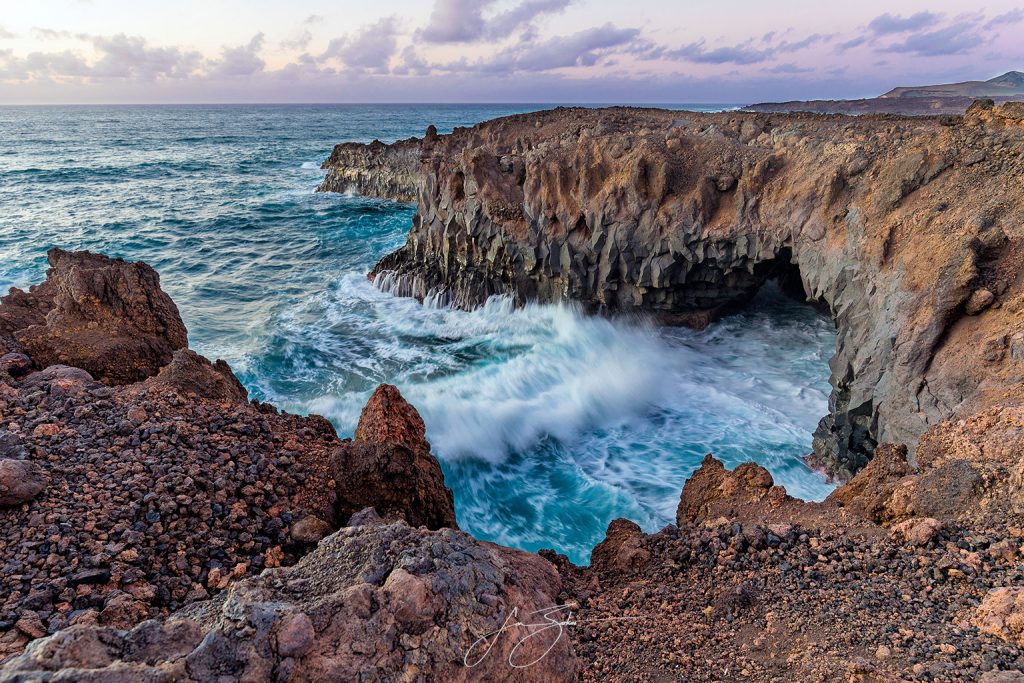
xmin=330 ymin=384 xmax=457 ymax=530
xmin=353 ymin=383 xmax=430 ymax=455
xmin=144 ymin=349 xmax=248 ymax=403
xmin=590 ymin=519 xmax=650 ymax=573
xmin=676 ymin=455 xmax=790 ymax=525
xmin=0 ymin=459 xmax=46 ymax=507
xmin=974 ymin=587 xmax=1024 ymax=646
xmin=826 ymin=443 xmax=912 ymax=522
xmin=0 ymin=520 xmax=577 ymax=682
xmin=1 ymin=249 xmax=187 ymax=384
xmin=0 ymin=353 xmax=31 ymax=378
xmin=318 ymin=137 xmax=422 ymax=201
xmin=327 ymin=107 xmax=1024 ymax=478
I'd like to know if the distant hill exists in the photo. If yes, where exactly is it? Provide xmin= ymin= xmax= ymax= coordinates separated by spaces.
xmin=744 ymin=70 xmax=1024 ymax=116
xmin=881 ymin=71 xmax=1024 ymax=99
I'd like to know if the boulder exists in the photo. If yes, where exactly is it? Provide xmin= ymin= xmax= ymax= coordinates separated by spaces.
xmin=2 ymin=249 xmax=187 ymax=384
xmin=0 ymin=459 xmax=46 ymax=507
xmin=890 ymin=517 xmax=942 ymax=546
xmin=331 ymin=384 xmax=457 ymax=530
xmin=590 ymin=519 xmax=650 ymax=573
xmin=145 ymin=349 xmax=248 ymax=403
xmin=974 ymin=587 xmax=1024 ymax=646
xmin=0 ymin=520 xmax=578 ymax=682
xmin=353 ymin=383 xmax=430 ymax=455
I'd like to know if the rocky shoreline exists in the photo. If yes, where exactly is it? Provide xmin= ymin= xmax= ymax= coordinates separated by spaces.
xmin=2 ymin=101 xmax=1024 ymax=681
xmin=323 ymin=100 xmax=1024 ymax=482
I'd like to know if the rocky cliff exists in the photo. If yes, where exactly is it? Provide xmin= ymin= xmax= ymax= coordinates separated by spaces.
xmin=317 ymin=136 xmax=422 ymax=201
xmin=321 ymin=101 xmax=1024 ymax=479
xmin=5 ymin=250 xmax=1024 ymax=681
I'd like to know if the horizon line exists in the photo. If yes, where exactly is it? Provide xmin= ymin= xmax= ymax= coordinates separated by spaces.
xmin=0 ymin=100 xmax=748 ymax=108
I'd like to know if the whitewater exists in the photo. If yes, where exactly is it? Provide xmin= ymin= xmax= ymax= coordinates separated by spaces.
xmin=0 ymin=103 xmax=834 ymax=562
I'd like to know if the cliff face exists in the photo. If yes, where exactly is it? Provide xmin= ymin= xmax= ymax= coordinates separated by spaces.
xmin=322 ymin=102 xmax=1024 ymax=478
xmin=317 ymin=136 xmax=422 ymax=201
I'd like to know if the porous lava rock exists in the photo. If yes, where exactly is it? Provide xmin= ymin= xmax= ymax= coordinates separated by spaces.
xmin=331 ymin=384 xmax=457 ymax=530
xmin=0 ymin=249 xmax=187 ymax=384
xmin=0 ymin=516 xmax=577 ymax=682
xmin=325 ymin=103 xmax=1024 ymax=479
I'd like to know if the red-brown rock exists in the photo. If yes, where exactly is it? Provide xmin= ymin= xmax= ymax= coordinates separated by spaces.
xmin=2 ymin=249 xmax=187 ymax=384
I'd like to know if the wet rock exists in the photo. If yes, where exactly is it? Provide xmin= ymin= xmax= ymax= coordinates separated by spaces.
xmin=3 ymin=249 xmax=187 ymax=384
xmin=340 ymin=107 xmax=1024 ymax=480
xmin=0 ymin=459 xmax=46 ymax=507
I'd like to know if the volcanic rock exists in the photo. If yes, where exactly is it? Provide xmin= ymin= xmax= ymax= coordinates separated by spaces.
xmin=145 ymin=348 xmax=248 ymax=403
xmin=331 ymin=384 xmax=457 ymax=530
xmin=1 ymin=249 xmax=187 ymax=384
xmin=0 ymin=519 xmax=577 ymax=682
xmin=325 ymin=104 xmax=1024 ymax=480
xmin=0 ymin=459 xmax=46 ymax=507
xmin=590 ymin=518 xmax=650 ymax=574
xmin=974 ymin=587 xmax=1024 ymax=646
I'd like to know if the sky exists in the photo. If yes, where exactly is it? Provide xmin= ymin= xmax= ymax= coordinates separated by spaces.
xmin=0 ymin=0 xmax=1022 ymax=104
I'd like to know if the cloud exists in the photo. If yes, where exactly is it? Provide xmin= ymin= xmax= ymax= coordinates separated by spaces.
xmin=452 ymin=23 xmax=639 ymax=74
xmin=209 ymin=34 xmax=265 ymax=76
xmin=835 ymin=36 xmax=866 ymax=52
xmin=985 ymin=8 xmax=1024 ymax=30
xmin=766 ymin=62 xmax=813 ymax=74
xmin=0 ymin=34 xmax=201 ymax=81
xmin=418 ymin=0 xmax=571 ymax=43
xmin=867 ymin=12 xmax=941 ymax=35
xmin=393 ymin=46 xmax=430 ymax=76
xmin=281 ymin=30 xmax=313 ymax=51
xmin=651 ymin=33 xmax=829 ymax=65
xmin=485 ymin=0 xmax=572 ymax=38
xmin=419 ymin=0 xmax=493 ymax=43
xmin=303 ymin=14 xmax=325 ymax=25
xmin=89 ymin=34 xmax=202 ymax=79
xmin=883 ymin=21 xmax=982 ymax=57
xmin=321 ymin=17 xmax=400 ymax=72
xmin=31 ymin=28 xmax=83 ymax=40
xmin=0 ymin=26 xmax=15 ymax=40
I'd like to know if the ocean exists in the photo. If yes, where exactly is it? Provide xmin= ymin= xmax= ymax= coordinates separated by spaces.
xmin=0 ymin=104 xmax=835 ymax=563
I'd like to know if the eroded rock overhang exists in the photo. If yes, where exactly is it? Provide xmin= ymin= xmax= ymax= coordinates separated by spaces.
xmin=320 ymin=101 xmax=1024 ymax=479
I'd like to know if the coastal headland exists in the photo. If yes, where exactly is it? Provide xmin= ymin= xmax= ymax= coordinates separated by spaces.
xmin=3 ymin=101 xmax=1024 ymax=680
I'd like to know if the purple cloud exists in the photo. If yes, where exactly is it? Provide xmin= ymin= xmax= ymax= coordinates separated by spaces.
xmin=321 ymin=17 xmax=400 ymax=72
xmin=883 ymin=22 xmax=982 ymax=57
xmin=418 ymin=0 xmax=571 ymax=44
xmin=454 ymin=23 xmax=639 ymax=74
xmin=90 ymin=34 xmax=202 ymax=79
xmin=652 ymin=33 xmax=830 ymax=65
xmin=985 ymin=8 xmax=1024 ymax=30
xmin=867 ymin=12 xmax=941 ymax=35
xmin=209 ymin=34 xmax=265 ymax=77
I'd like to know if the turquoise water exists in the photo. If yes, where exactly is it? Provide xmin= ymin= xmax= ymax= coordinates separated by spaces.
xmin=0 ymin=104 xmax=834 ymax=563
